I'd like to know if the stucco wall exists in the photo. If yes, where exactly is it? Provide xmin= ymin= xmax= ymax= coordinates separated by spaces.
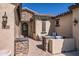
xmin=55 ymin=14 xmax=73 ymax=38
xmin=35 ymin=18 xmax=55 ymax=40
xmin=0 ymin=4 xmax=16 ymax=55
xmin=15 ymin=24 xmax=21 ymax=38
xmin=72 ymin=8 xmax=79 ymax=50
xmin=50 ymin=38 xmax=75 ymax=54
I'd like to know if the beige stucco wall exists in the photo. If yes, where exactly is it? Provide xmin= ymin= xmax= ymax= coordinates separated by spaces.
xmin=15 ymin=24 xmax=21 ymax=38
xmin=0 ymin=3 xmax=16 ymax=55
xmin=72 ymin=8 xmax=79 ymax=50
xmin=21 ymin=11 xmax=33 ymax=21
xmin=49 ymin=38 xmax=75 ymax=54
xmin=35 ymin=19 xmax=50 ymax=36
xmin=35 ymin=18 xmax=55 ymax=40
xmin=55 ymin=14 xmax=73 ymax=38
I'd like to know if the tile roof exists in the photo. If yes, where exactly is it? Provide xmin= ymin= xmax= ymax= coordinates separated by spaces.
xmin=22 ymin=3 xmax=79 ymax=18
xmin=69 ymin=3 xmax=79 ymax=10
xmin=34 ymin=14 xmax=54 ymax=17
xmin=22 ymin=7 xmax=39 ymax=14
xmin=55 ymin=11 xmax=72 ymax=18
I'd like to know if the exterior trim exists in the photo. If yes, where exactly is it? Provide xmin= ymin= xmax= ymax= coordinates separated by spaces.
xmin=22 ymin=9 xmax=36 ymax=14
xmin=55 ymin=11 xmax=72 ymax=18
xmin=69 ymin=4 xmax=79 ymax=10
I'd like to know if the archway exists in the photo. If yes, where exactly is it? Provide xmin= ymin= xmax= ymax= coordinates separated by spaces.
xmin=21 ymin=22 xmax=28 ymax=37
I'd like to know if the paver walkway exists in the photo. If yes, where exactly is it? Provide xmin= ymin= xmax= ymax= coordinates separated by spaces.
xmin=27 ymin=38 xmax=52 ymax=56
xmin=27 ymin=37 xmax=79 ymax=56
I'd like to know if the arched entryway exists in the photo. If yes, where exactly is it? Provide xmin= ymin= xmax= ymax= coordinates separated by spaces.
xmin=21 ymin=22 xmax=28 ymax=37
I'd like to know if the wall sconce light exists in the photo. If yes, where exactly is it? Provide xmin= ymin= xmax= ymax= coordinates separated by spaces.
xmin=74 ymin=18 xmax=78 ymax=26
xmin=2 ymin=12 xmax=8 ymax=29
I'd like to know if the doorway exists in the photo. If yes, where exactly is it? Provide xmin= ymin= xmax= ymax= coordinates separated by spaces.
xmin=21 ymin=22 xmax=28 ymax=37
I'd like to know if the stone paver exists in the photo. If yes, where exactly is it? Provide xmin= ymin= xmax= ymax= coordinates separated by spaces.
xmin=15 ymin=38 xmax=29 ymax=56
xmin=26 ymin=37 xmax=79 ymax=56
xmin=27 ymin=38 xmax=52 ymax=56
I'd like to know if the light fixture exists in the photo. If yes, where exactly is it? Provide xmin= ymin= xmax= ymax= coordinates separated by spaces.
xmin=2 ymin=12 xmax=8 ymax=29
xmin=74 ymin=18 xmax=78 ymax=26
xmin=56 ymin=19 xmax=60 ymax=27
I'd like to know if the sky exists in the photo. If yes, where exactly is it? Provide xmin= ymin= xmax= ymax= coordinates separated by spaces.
xmin=22 ymin=3 xmax=73 ymax=16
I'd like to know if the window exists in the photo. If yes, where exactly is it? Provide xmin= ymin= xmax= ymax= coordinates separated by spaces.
xmin=41 ymin=20 xmax=46 ymax=34
xmin=56 ymin=19 xmax=60 ymax=27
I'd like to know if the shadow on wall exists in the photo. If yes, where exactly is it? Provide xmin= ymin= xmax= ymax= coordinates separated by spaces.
xmin=61 ymin=38 xmax=76 ymax=56
xmin=36 ymin=44 xmax=44 ymax=51
xmin=48 ymin=19 xmax=55 ymax=36
xmin=36 ymin=35 xmax=41 ymax=41
xmin=61 ymin=51 xmax=79 ymax=56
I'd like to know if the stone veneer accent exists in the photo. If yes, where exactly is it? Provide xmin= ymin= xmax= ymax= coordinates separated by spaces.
xmin=15 ymin=38 xmax=29 ymax=56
